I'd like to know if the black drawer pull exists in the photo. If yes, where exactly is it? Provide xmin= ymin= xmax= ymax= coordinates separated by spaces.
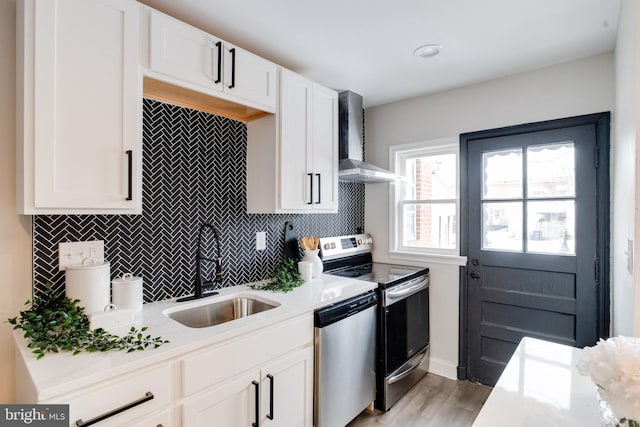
xmin=125 ymin=150 xmax=133 ymax=201
xmin=251 ymin=380 xmax=259 ymax=427
xmin=75 ymin=391 xmax=154 ymax=426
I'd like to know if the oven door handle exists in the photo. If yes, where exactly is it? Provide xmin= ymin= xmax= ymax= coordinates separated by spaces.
xmin=388 ymin=347 xmax=429 ymax=385
xmin=385 ymin=276 xmax=429 ymax=304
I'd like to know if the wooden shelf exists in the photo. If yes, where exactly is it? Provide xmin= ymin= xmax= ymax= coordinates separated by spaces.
xmin=143 ymin=77 xmax=271 ymax=123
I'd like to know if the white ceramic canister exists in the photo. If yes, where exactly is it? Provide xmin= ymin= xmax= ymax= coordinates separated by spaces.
xmin=111 ymin=273 xmax=143 ymax=312
xmin=65 ymin=260 xmax=111 ymax=314
xmin=301 ymin=249 xmax=323 ymax=278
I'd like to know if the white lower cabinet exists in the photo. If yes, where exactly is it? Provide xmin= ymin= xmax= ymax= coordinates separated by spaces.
xmin=182 ymin=347 xmax=313 ymax=427
xmin=260 ymin=347 xmax=314 ymax=427
xmin=182 ymin=370 xmax=259 ymax=427
xmin=17 ymin=315 xmax=313 ymax=427
xmin=180 ymin=315 xmax=314 ymax=427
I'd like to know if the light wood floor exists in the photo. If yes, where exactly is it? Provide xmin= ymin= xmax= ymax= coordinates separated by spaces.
xmin=347 ymin=373 xmax=491 ymax=427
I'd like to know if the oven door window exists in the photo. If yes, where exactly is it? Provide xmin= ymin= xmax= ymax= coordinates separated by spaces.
xmin=385 ymin=287 xmax=430 ymax=374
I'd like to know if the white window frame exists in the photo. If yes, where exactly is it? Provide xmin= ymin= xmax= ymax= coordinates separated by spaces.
xmin=389 ymin=137 xmax=467 ymax=266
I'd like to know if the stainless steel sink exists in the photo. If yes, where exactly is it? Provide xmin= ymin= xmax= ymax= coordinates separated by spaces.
xmin=165 ymin=295 xmax=280 ymax=328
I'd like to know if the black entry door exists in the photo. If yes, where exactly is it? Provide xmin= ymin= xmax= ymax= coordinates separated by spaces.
xmin=460 ymin=113 xmax=609 ymax=386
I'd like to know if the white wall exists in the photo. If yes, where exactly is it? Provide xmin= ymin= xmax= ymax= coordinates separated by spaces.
xmin=365 ymin=53 xmax=615 ymax=379
xmin=0 ymin=0 xmax=32 ymax=403
xmin=613 ymin=0 xmax=640 ymax=336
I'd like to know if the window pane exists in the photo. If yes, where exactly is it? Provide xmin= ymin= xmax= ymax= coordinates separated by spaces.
xmin=482 ymin=202 xmax=523 ymax=251
xmin=402 ymin=158 xmax=415 ymax=199
xmin=404 ymin=153 xmax=456 ymax=200
xmin=527 ymin=143 xmax=575 ymax=198
xmin=402 ymin=203 xmax=456 ymax=249
xmin=527 ymin=201 xmax=575 ymax=255
xmin=483 ymin=149 xmax=522 ymax=199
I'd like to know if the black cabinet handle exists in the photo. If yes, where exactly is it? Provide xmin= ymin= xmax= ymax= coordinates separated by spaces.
xmin=229 ymin=48 xmax=236 ymax=89
xmin=251 ymin=380 xmax=259 ymax=427
xmin=315 ymin=174 xmax=321 ymax=204
xmin=470 ymin=270 xmax=481 ymax=280
xmin=267 ymin=374 xmax=274 ymax=420
xmin=75 ymin=392 xmax=153 ymax=426
xmin=125 ymin=150 xmax=133 ymax=201
xmin=214 ymin=41 xmax=222 ymax=84
xmin=307 ymin=173 xmax=313 ymax=204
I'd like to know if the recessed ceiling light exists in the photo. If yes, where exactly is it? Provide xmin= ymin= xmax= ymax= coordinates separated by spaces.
xmin=413 ymin=44 xmax=442 ymax=58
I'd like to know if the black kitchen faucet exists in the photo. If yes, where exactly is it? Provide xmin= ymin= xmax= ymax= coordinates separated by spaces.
xmin=177 ymin=223 xmax=222 ymax=302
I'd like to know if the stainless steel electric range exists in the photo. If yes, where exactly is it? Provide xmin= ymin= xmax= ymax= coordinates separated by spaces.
xmin=319 ymin=234 xmax=430 ymax=411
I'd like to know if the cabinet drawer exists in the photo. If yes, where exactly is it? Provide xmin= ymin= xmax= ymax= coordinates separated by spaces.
xmin=182 ymin=315 xmax=313 ymax=396
xmin=44 ymin=363 xmax=173 ymax=427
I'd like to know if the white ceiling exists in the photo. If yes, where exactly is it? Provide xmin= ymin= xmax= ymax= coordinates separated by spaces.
xmin=140 ymin=0 xmax=621 ymax=108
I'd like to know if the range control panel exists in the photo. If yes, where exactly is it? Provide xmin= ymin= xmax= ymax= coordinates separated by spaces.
xmin=319 ymin=234 xmax=374 ymax=261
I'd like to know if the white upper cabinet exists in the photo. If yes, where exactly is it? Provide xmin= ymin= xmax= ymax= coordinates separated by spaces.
xmin=17 ymin=0 xmax=142 ymax=215
xmin=311 ymin=84 xmax=339 ymax=211
xmin=145 ymin=9 xmax=277 ymax=113
xmin=247 ymin=69 xmax=338 ymax=214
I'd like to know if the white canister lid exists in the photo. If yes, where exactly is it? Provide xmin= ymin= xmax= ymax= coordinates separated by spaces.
xmin=66 ymin=260 xmax=110 ymax=271
xmin=111 ymin=272 xmax=142 ymax=285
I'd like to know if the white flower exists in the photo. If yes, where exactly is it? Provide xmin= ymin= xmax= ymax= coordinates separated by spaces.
xmin=578 ymin=336 xmax=640 ymax=420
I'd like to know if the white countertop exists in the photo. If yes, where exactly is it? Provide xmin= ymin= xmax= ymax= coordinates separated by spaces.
xmin=472 ymin=337 xmax=600 ymax=427
xmin=15 ymin=275 xmax=377 ymax=401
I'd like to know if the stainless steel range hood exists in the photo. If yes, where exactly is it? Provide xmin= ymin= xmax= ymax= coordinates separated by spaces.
xmin=338 ymin=91 xmax=399 ymax=183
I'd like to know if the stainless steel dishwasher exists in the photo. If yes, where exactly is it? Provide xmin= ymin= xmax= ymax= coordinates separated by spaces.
xmin=314 ymin=291 xmax=377 ymax=427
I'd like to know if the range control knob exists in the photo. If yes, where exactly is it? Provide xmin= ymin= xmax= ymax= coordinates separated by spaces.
xmin=324 ymin=243 xmax=331 ymax=250
xmin=357 ymin=239 xmax=363 ymax=245
xmin=331 ymin=243 xmax=336 ymax=249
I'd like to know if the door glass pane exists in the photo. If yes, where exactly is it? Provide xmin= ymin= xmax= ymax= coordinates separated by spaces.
xmin=483 ymin=149 xmax=522 ymax=199
xmin=527 ymin=201 xmax=575 ymax=255
xmin=482 ymin=202 xmax=523 ymax=251
xmin=402 ymin=203 xmax=456 ymax=249
xmin=527 ymin=142 xmax=575 ymax=198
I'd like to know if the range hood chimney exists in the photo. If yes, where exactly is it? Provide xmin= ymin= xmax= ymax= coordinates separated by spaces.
xmin=338 ymin=91 xmax=398 ymax=183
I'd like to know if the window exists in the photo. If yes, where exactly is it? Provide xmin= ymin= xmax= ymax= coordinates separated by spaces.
xmin=390 ymin=138 xmax=459 ymax=256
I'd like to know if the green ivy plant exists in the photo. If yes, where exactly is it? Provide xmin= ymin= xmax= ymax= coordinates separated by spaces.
xmin=8 ymin=284 xmax=168 ymax=359
xmin=250 ymin=257 xmax=304 ymax=293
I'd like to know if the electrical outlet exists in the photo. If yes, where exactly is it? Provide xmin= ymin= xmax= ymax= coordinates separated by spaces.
xmin=256 ymin=232 xmax=266 ymax=251
xmin=58 ymin=240 xmax=105 ymax=271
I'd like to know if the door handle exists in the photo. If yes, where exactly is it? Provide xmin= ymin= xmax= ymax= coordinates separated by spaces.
xmin=307 ymin=173 xmax=313 ymax=204
xmin=470 ymin=270 xmax=481 ymax=280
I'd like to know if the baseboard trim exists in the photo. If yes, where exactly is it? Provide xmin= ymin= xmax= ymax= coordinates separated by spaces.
xmin=427 ymin=356 xmax=458 ymax=380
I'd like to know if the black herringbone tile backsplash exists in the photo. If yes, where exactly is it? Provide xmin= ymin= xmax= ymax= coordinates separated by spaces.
xmin=33 ymin=99 xmax=365 ymax=302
